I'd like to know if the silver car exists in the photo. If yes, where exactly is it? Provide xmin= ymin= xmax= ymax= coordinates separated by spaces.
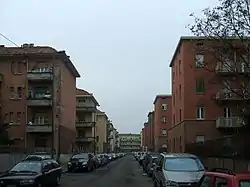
xmin=153 ymin=153 xmax=205 ymax=187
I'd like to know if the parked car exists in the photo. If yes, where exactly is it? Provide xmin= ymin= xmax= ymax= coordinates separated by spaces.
xmin=0 ymin=158 xmax=61 ymax=187
xmin=67 ymin=153 xmax=95 ymax=172
xmin=138 ymin=152 xmax=146 ymax=165
xmin=146 ymin=155 xmax=159 ymax=177
xmin=152 ymin=153 xmax=205 ymax=187
xmin=143 ymin=152 xmax=159 ymax=173
xmin=197 ymin=168 xmax=250 ymax=187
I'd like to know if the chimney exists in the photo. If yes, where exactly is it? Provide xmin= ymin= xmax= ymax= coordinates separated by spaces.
xmin=22 ymin=44 xmax=29 ymax=48
xmin=29 ymin=43 xmax=34 ymax=47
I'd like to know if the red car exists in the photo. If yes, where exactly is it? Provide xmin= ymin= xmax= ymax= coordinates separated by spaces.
xmin=198 ymin=168 xmax=250 ymax=187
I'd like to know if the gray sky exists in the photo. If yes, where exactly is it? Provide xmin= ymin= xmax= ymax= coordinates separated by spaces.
xmin=1 ymin=0 xmax=217 ymax=133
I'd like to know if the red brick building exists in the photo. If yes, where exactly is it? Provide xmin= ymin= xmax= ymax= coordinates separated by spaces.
xmin=167 ymin=36 xmax=246 ymax=153
xmin=153 ymin=95 xmax=172 ymax=151
xmin=141 ymin=127 xmax=145 ymax=151
xmin=147 ymin=111 xmax=154 ymax=151
xmin=0 ymin=44 xmax=80 ymax=154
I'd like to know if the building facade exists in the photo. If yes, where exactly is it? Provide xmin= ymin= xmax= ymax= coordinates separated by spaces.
xmin=119 ymin=133 xmax=141 ymax=152
xmin=153 ymin=95 xmax=172 ymax=151
xmin=0 ymin=44 xmax=80 ymax=155
xmin=147 ymin=111 xmax=154 ymax=151
xmin=75 ymin=88 xmax=99 ymax=152
xmin=95 ymin=110 xmax=109 ymax=153
xmin=167 ymin=36 xmax=247 ymax=153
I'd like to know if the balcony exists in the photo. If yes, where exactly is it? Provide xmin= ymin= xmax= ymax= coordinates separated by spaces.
xmin=216 ymin=63 xmax=250 ymax=75
xmin=27 ymin=94 xmax=52 ymax=106
xmin=26 ymin=124 xmax=52 ymax=133
xmin=76 ymin=103 xmax=96 ymax=112
xmin=76 ymin=121 xmax=94 ymax=128
xmin=108 ymin=134 xmax=113 ymax=140
xmin=76 ymin=137 xmax=94 ymax=143
xmin=216 ymin=117 xmax=245 ymax=128
xmin=27 ymin=68 xmax=53 ymax=81
xmin=215 ymin=89 xmax=249 ymax=101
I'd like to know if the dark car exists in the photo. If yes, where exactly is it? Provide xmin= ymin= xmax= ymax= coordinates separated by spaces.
xmin=67 ymin=153 xmax=95 ymax=172
xmin=0 ymin=159 xmax=61 ymax=187
xmin=143 ymin=152 xmax=159 ymax=173
xmin=146 ymin=156 xmax=159 ymax=177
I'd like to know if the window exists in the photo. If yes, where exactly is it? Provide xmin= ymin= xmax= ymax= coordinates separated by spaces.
xmin=35 ymin=116 xmax=49 ymax=125
xmin=164 ymin=157 xmax=204 ymax=171
xmin=17 ymin=87 xmax=22 ymax=99
xmin=196 ymin=135 xmax=205 ymax=143
xmin=9 ymin=112 xmax=14 ymax=123
xmin=10 ymin=87 xmax=15 ymax=99
xmin=179 ymin=85 xmax=181 ymax=99
xmin=215 ymin=177 xmax=228 ymax=187
xmin=196 ymin=78 xmax=205 ymax=93
xmin=200 ymin=176 xmax=213 ymax=187
xmin=196 ymin=106 xmax=204 ymax=120
xmin=179 ymin=60 xmax=181 ymax=74
xmin=17 ymin=112 xmax=21 ymax=123
xmin=195 ymin=54 xmax=204 ymax=68
xmin=179 ymin=109 xmax=182 ymax=121
xmin=17 ymin=62 xmax=22 ymax=73
xmin=240 ymin=180 xmax=250 ymax=187
xmin=162 ymin=104 xmax=167 ymax=111
xmin=162 ymin=117 xmax=167 ymax=123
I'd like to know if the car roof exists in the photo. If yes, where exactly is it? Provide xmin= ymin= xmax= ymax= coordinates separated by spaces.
xmin=160 ymin=153 xmax=198 ymax=158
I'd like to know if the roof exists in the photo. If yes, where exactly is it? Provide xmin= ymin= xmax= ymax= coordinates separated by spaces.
xmin=161 ymin=153 xmax=198 ymax=158
xmin=76 ymin=88 xmax=100 ymax=106
xmin=153 ymin=94 xmax=172 ymax=104
xmin=169 ymin=36 xmax=250 ymax=67
xmin=0 ymin=44 xmax=80 ymax=77
xmin=147 ymin=111 xmax=154 ymax=117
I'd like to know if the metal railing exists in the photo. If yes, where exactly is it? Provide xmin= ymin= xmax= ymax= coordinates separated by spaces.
xmin=216 ymin=117 xmax=245 ymax=128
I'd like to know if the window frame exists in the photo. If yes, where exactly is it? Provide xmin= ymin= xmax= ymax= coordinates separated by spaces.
xmin=196 ymin=106 xmax=205 ymax=120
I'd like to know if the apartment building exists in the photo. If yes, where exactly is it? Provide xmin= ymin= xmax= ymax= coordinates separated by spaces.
xmin=141 ymin=127 xmax=145 ymax=151
xmin=119 ymin=133 xmax=141 ymax=152
xmin=143 ymin=122 xmax=150 ymax=151
xmin=147 ymin=111 xmax=154 ymax=151
xmin=168 ymin=36 xmax=248 ymax=152
xmin=0 ymin=44 xmax=80 ymax=154
xmin=153 ymin=95 xmax=172 ymax=151
xmin=75 ymin=88 xmax=99 ymax=152
xmin=107 ymin=122 xmax=114 ymax=152
xmin=95 ymin=110 xmax=109 ymax=153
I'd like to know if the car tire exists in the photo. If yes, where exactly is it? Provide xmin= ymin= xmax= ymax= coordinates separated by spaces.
xmin=55 ymin=176 xmax=60 ymax=186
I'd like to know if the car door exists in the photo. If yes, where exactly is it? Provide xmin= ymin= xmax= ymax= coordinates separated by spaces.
xmin=41 ymin=161 xmax=51 ymax=186
xmin=51 ymin=160 xmax=62 ymax=179
xmin=198 ymin=174 xmax=213 ymax=187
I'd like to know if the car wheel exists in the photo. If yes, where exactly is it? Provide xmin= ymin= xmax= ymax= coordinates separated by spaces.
xmin=56 ymin=176 xmax=60 ymax=186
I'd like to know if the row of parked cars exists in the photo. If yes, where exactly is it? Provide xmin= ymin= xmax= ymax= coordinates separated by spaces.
xmin=134 ymin=151 xmax=250 ymax=187
xmin=67 ymin=152 xmax=126 ymax=172
xmin=0 ymin=152 xmax=126 ymax=187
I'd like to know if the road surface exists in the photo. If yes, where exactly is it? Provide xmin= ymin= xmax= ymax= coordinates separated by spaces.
xmin=61 ymin=155 xmax=152 ymax=187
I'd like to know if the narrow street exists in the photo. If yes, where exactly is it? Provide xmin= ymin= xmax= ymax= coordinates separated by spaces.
xmin=61 ymin=155 xmax=152 ymax=187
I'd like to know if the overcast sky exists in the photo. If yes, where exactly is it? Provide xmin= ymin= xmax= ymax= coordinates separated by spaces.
xmin=0 ymin=0 xmax=218 ymax=133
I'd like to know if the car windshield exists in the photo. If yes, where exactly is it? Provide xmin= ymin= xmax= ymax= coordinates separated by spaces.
xmin=240 ymin=180 xmax=250 ymax=187
xmin=72 ymin=153 xmax=88 ymax=159
xmin=164 ymin=157 xmax=204 ymax=172
xmin=10 ymin=162 xmax=42 ymax=173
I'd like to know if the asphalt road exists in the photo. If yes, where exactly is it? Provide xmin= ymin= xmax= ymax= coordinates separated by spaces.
xmin=61 ymin=155 xmax=152 ymax=187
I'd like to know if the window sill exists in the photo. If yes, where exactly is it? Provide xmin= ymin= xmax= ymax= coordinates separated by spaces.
xmin=196 ymin=92 xmax=204 ymax=95
xmin=196 ymin=118 xmax=204 ymax=121
xmin=9 ymin=123 xmax=21 ymax=126
xmin=9 ymin=97 xmax=22 ymax=100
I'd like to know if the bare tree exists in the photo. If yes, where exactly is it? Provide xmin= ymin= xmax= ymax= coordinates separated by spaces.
xmin=188 ymin=0 xmax=250 ymax=127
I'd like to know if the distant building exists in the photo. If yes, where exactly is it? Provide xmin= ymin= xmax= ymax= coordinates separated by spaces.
xmin=119 ymin=133 xmax=141 ymax=152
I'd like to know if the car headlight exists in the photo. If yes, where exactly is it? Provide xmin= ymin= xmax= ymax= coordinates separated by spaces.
xmin=165 ymin=180 xmax=179 ymax=187
xmin=82 ymin=162 xmax=87 ymax=165
xmin=68 ymin=162 xmax=72 ymax=165
xmin=20 ymin=179 xmax=35 ymax=184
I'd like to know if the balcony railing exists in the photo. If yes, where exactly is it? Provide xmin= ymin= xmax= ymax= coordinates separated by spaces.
xmin=76 ymin=121 xmax=94 ymax=128
xmin=27 ymin=68 xmax=53 ymax=81
xmin=216 ymin=63 xmax=250 ymax=74
xmin=27 ymin=94 xmax=52 ymax=106
xmin=215 ymin=89 xmax=249 ymax=101
xmin=76 ymin=137 xmax=94 ymax=143
xmin=76 ymin=103 xmax=96 ymax=112
xmin=216 ymin=117 xmax=245 ymax=128
xmin=26 ymin=124 xmax=52 ymax=133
